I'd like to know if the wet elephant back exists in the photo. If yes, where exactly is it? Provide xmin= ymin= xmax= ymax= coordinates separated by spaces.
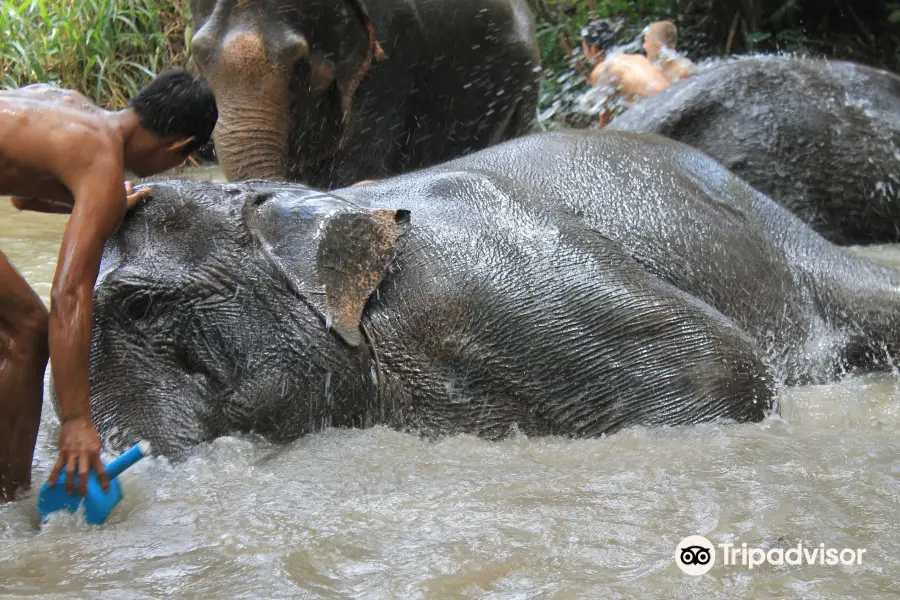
xmin=335 ymin=167 xmax=774 ymax=436
xmin=380 ymin=129 xmax=815 ymax=353
xmin=609 ymin=56 xmax=900 ymax=245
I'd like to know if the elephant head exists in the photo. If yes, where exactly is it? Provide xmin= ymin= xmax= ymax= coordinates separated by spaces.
xmin=189 ymin=0 xmax=385 ymax=181
xmin=74 ymin=180 xmax=408 ymax=456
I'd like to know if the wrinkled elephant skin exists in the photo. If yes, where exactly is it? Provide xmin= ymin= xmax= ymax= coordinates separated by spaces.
xmin=609 ymin=55 xmax=900 ymax=245
xmin=189 ymin=0 xmax=542 ymax=189
xmin=58 ymin=131 xmax=900 ymax=457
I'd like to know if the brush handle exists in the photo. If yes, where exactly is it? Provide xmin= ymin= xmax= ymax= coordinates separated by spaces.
xmin=105 ymin=441 xmax=151 ymax=480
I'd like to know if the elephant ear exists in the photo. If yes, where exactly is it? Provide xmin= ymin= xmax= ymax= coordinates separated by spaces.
xmin=346 ymin=0 xmax=385 ymax=61
xmin=336 ymin=0 xmax=386 ymax=116
xmin=241 ymin=184 xmax=408 ymax=347
xmin=315 ymin=208 xmax=409 ymax=346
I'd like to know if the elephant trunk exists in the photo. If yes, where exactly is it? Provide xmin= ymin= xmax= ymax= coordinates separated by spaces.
xmin=214 ymin=91 xmax=289 ymax=181
xmin=196 ymin=27 xmax=309 ymax=181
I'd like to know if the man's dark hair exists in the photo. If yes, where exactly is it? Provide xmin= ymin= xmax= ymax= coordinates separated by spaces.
xmin=582 ymin=18 xmax=624 ymax=53
xmin=129 ymin=68 xmax=218 ymax=156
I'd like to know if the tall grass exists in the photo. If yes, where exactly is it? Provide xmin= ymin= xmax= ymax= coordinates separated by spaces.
xmin=0 ymin=0 xmax=191 ymax=109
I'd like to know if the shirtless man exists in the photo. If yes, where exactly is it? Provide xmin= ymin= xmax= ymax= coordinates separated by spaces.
xmin=0 ymin=68 xmax=217 ymax=502
xmin=643 ymin=21 xmax=696 ymax=84
xmin=581 ymin=19 xmax=670 ymax=127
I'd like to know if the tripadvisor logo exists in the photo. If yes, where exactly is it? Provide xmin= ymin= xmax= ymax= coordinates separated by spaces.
xmin=675 ymin=535 xmax=867 ymax=575
xmin=675 ymin=535 xmax=716 ymax=575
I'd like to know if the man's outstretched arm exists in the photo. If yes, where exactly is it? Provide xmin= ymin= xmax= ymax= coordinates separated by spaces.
xmin=47 ymin=160 xmax=127 ymax=497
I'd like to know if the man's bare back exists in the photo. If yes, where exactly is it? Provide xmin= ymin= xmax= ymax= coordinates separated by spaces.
xmin=592 ymin=53 xmax=671 ymax=101
xmin=0 ymin=70 xmax=217 ymax=503
xmin=0 ymin=85 xmax=130 ymax=210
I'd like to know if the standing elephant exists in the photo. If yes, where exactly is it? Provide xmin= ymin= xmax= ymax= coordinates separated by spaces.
xmin=61 ymin=131 xmax=900 ymax=457
xmin=188 ymin=0 xmax=542 ymax=188
xmin=608 ymin=55 xmax=900 ymax=245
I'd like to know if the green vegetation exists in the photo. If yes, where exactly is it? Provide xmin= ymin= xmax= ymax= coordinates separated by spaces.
xmin=0 ymin=0 xmax=191 ymax=109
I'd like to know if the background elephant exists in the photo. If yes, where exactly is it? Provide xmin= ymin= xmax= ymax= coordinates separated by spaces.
xmin=608 ymin=55 xmax=900 ymax=246
xmin=188 ymin=0 xmax=542 ymax=189
xmin=61 ymin=130 xmax=900 ymax=457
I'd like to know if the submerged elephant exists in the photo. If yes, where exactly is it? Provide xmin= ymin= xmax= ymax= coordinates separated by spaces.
xmin=61 ymin=130 xmax=900 ymax=456
xmin=188 ymin=0 xmax=541 ymax=188
xmin=609 ymin=55 xmax=900 ymax=245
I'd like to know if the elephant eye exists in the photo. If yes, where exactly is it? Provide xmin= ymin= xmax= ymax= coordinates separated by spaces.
xmin=120 ymin=290 xmax=156 ymax=321
xmin=108 ymin=279 xmax=180 ymax=325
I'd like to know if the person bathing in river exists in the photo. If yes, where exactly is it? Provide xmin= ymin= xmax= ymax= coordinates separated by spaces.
xmin=582 ymin=19 xmax=696 ymax=127
xmin=581 ymin=19 xmax=671 ymax=127
xmin=0 ymin=68 xmax=217 ymax=503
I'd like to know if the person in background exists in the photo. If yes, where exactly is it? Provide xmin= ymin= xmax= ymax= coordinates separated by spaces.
xmin=0 ymin=68 xmax=217 ymax=503
xmin=643 ymin=20 xmax=697 ymax=84
xmin=581 ymin=19 xmax=670 ymax=126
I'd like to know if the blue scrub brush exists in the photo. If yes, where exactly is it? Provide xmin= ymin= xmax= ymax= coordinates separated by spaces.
xmin=37 ymin=440 xmax=151 ymax=525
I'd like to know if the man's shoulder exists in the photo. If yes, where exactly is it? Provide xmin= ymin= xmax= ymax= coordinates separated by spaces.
xmin=7 ymin=83 xmax=94 ymax=105
xmin=605 ymin=53 xmax=657 ymax=79
xmin=34 ymin=115 xmax=124 ymax=175
xmin=622 ymin=53 xmax=654 ymax=65
xmin=609 ymin=53 xmax=656 ymax=71
xmin=1 ymin=85 xmax=111 ymax=130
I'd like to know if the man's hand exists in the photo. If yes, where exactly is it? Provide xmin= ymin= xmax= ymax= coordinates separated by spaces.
xmin=48 ymin=417 xmax=109 ymax=497
xmin=125 ymin=182 xmax=152 ymax=211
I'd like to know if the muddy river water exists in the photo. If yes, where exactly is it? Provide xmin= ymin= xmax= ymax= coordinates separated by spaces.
xmin=1 ymin=170 xmax=899 ymax=598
